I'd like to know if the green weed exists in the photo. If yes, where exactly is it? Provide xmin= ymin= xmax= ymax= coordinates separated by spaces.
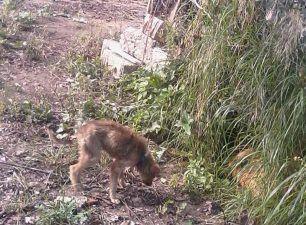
xmin=2 ymin=0 xmax=18 ymax=16
xmin=5 ymin=100 xmax=53 ymax=123
xmin=24 ymin=36 xmax=43 ymax=60
xmin=183 ymin=159 xmax=214 ymax=194
xmin=16 ymin=11 xmax=35 ymax=31
xmin=66 ymin=55 xmax=104 ymax=80
xmin=36 ymin=198 xmax=89 ymax=225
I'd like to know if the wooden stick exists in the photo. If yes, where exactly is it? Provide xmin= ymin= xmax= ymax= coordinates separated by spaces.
xmin=121 ymin=200 xmax=142 ymax=223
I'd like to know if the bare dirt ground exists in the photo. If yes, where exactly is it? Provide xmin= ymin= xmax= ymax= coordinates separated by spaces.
xmin=0 ymin=1 xmax=226 ymax=224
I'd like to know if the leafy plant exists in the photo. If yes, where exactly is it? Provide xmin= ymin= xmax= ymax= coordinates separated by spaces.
xmin=5 ymin=100 xmax=53 ymax=123
xmin=66 ymin=55 xmax=104 ymax=79
xmin=2 ymin=0 xmax=18 ymax=16
xmin=24 ymin=36 xmax=43 ymax=60
xmin=36 ymin=198 xmax=89 ymax=225
xmin=184 ymin=159 xmax=214 ymax=194
xmin=16 ymin=11 xmax=34 ymax=26
xmin=158 ymin=198 xmax=175 ymax=215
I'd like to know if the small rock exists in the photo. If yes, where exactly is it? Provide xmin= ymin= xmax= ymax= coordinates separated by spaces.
xmin=146 ymin=47 xmax=168 ymax=71
xmin=15 ymin=148 xmax=26 ymax=156
xmin=25 ymin=216 xmax=35 ymax=224
xmin=72 ymin=17 xmax=87 ymax=24
xmin=120 ymin=27 xmax=155 ymax=62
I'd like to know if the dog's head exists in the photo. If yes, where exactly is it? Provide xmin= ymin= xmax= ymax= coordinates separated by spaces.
xmin=136 ymin=152 xmax=160 ymax=186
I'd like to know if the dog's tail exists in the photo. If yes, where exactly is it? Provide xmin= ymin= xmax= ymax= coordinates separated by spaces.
xmin=45 ymin=126 xmax=75 ymax=145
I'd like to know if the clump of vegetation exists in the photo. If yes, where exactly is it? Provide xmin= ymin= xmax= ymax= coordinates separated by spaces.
xmin=0 ymin=0 xmax=41 ymax=62
xmin=24 ymin=35 xmax=44 ymax=60
xmin=66 ymin=31 xmax=106 ymax=79
xmin=66 ymin=54 xmax=104 ymax=80
xmin=56 ymin=32 xmax=111 ymax=134
xmin=170 ymin=2 xmax=305 ymax=223
xmin=16 ymin=11 xmax=35 ymax=31
xmin=2 ymin=0 xmax=18 ymax=17
xmin=36 ymin=198 xmax=89 ymax=225
xmin=183 ymin=159 xmax=214 ymax=194
xmin=4 ymin=100 xmax=53 ymax=123
xmin=1 ymin=0 xmax=35 ymax=32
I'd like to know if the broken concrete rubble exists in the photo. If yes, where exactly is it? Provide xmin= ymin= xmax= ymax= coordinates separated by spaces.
xmin=120 ymin=27 xmax=168 ymax=71
xmin=101 ymin=0 xmax=180 ymax=78
xmin=101 ymin=39 xmax=142 ymax=79
xmin=146 ymin=47 xmax=168 ymax=71
xmin=101 ymin=27 xmax=168 ymax=78
xmin=120 ymin=26 xmax=156 ymax=62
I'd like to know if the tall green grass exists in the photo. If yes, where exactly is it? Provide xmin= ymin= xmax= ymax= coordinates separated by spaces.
xmin=165 ymin=1 xmax=306 ymax=224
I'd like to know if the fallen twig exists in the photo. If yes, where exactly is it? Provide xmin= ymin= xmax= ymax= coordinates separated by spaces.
xmin=86 ymin=192 xmax=111 ymax=205
xmin=0 ymin=161 xmax=52 ymax=174
xmin=121 ymin=200 xmax=143 ymax=224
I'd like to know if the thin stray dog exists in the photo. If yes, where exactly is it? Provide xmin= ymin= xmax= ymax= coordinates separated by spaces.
xmin=46 ymin=119 xmax=160 ymax=204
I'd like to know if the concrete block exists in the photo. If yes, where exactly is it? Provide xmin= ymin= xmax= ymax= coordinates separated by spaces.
xmin=120 ymin=27 xmax=156 ymax=62
xmin=101 ymin=39 xmax=141 ymax=78
xmin=146 ymin=47 xmax=168 ymax=71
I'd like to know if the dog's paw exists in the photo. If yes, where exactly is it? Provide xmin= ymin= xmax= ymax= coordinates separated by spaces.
xmin=110 ymin=197 xmax=121 ymax=204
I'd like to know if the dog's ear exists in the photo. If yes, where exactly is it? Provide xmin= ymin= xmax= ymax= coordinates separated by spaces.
xmin=151 ymin=164 xmax=160 ymax=177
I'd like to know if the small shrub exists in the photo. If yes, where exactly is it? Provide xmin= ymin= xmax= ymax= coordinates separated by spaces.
xmin=36 ymin=198 xmax=89 ymax=225
xmin=5 ymin=100 xmax=53 ymax=123
xmin=82 ymin=97 xmax=96 ymax=118
xmin=66 ymin=55 xmax=104 ymax=79
xmin=37 ymin=5 xmax=51 ymax=17
xmin=16 ymin=11 xmax=35 ymax=31
xmin=183 ymin=159 xmax=214 ymax=194
xmin=2 ymin=0 xmax=18 ymax=16
xmin=24 ymin=37 xmax=43 ymax=61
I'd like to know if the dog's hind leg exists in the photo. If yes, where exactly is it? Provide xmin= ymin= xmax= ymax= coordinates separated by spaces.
xmin=69 ymin=146 xmax=95 ymax=192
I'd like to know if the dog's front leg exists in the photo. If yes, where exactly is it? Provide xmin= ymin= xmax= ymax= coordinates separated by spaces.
xmin=110 ymin=160 xmax=124 ymax=204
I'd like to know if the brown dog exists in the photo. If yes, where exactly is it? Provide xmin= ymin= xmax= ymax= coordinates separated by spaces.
xmin=46 ymin=119 xmax=160 ymax=204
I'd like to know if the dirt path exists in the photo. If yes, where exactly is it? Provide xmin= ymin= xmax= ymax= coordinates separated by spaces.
xmin=0 ymin=1 xmax=225 ymax=224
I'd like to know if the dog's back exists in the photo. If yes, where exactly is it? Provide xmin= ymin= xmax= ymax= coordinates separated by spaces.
xmin=76 ymin=120 xmax=147 ymax=162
